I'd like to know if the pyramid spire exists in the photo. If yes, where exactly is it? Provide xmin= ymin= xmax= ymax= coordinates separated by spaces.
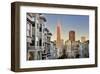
xmin=56 ymin=20 xmax=62 ymax=48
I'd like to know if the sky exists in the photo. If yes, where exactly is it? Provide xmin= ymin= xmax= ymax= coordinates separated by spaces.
xmin=43 ymin=13 xmax=89 ymax=41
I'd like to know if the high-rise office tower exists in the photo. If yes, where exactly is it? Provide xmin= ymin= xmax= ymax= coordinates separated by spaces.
xmin=81 ymin=36 xmax=86 ymax=43
xmin=69 ymin=31 xmax=75 ymax=41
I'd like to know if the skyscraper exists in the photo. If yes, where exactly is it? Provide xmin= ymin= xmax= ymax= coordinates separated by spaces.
xmin=81 ymin=36 xmax=86 ymax=43
xmin=56 ymin=21 xmax=63 ymax=57
xmin=56 ymin=21 xmax=61 ymax=48
xmin=69 ymin=31 xmax=75 ymax=41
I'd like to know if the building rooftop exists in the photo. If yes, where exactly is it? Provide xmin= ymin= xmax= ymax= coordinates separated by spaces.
xmin=27 ymin=18 xmax=35 ymax=25
xmin=48 ymin=32 xmax=52 ymax=36
xmin=40 ymin=15 xmax=47 ymax=22
xmin=44 ymin=28 xmax=49 ymax=32
xmin=44 ymin=28 xmax=52 ymax=35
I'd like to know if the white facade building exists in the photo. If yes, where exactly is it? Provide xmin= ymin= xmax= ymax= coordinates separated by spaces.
xmin=27 ymin=13 xmax=55 ymax=60
xmin=27 ymin=13 xmax=47 ymax=60
xmin=65 ymin=40 xmax=80 ymax=58
xmin=79 ymin=41 xmax=89 ymax=58
xmin=48 ymin=41 xmax=57 ymax=59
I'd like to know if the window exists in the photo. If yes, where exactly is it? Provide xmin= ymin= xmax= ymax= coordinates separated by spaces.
xmin=27 ymin=42 xmax=30 ymax=48
xmin=32 ymin=22 xmax=35 ymax=27
xmin=27 ymin=23 xmax=32 ymax=37
xmin=39 ymin=38 xmax=42 ymax=46
xmin=39 ymin=24 xmax=42 ymax=32
xmin=37 ymin=41 xmax=39 ymax=46
xmin=32 ymin=17 xmax=35 ymax=21
xmin=29 ymin=24 xmax=31 ymax=36
xmin=32 ymin=35 xmax=35 ymax=40
xmin=37 ymin=23 xmax=39 ymax=29
xmin=37 ymin=51 xmax=41 ymax=60
xmin=30 ymin=40 xmax=35 ymax=46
